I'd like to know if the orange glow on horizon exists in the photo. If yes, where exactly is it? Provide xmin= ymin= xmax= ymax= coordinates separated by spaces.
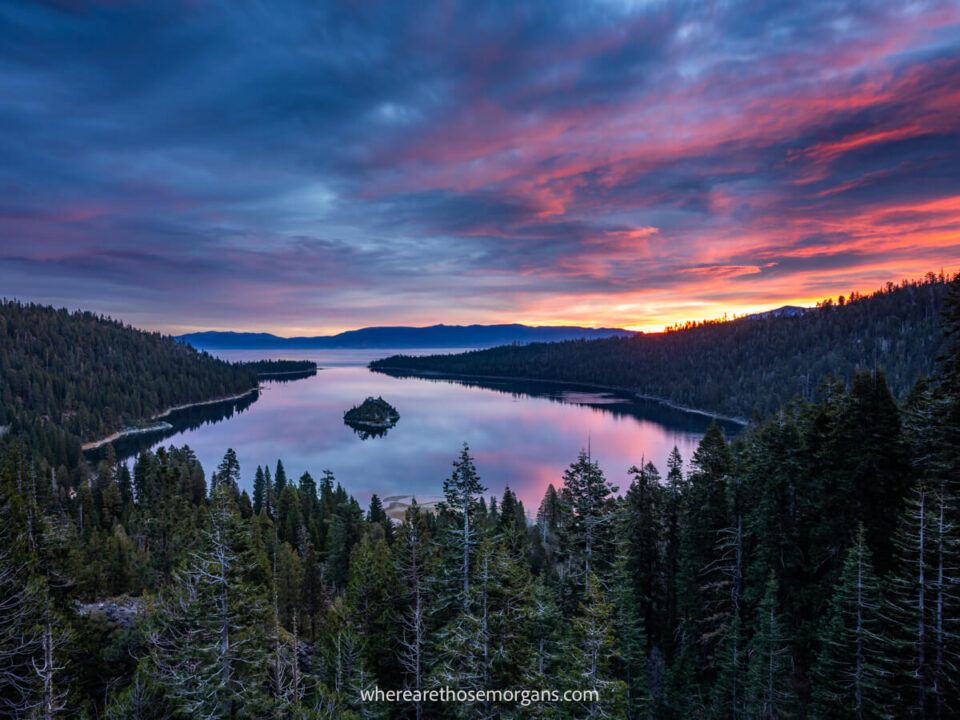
xmin=160 ymin=266 xmax=955 ymax=338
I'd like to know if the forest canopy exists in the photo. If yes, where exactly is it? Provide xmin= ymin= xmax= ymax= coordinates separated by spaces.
xmin=0 ymin=301 xmax=256 ymax=466
xmin=372 ymin=273 xmax=952 ymax=420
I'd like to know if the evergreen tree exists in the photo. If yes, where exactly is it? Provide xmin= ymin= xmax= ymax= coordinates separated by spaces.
xmin=274 ymin=541 xmax=303 ymax=631
xmin=326 ymin=495 xmax=364 ymax=590
xmin=524 ymin=577 xmax=563 ymax=712
xmin=146 ymin=486 xmax=272 ymax=719
xmin=441 ymin=445 xmax=487 ymax=606
xmin=662 ymin=446 xmax=687 ymax=658
xmin=561 ymin=576 xmax=627 ymax=718
xmin=212 ymin=448 xmax=241 ymax=495
xmin=562 ymin=451 xmax=618 ymax=594
xmin=0 ymin=505 xmax=46 ymax=716
xmin=811 ymin=525 xmax=890 ymax=720
xmin=622 ymin=460 xmax=664 ymax=647
xmin=346 ymin=534 xmax=398 ymax=687
xmin=745 ymin=573 xmax=796 ymax=720
xmin=252 ymin=465 xmax=265 ymax=516
xmin=676 ymin=424 xmax=733 ymax=688
xmin=396 ymin=501 xmax=432 ymax=720
xmin=497 ymin=485 xmax=528 ymax=557
xmin=368 ymin=493 xmax=395 ymax=545
xmin=274 ymin=459 xmax=288 ymax=497
xmin=276 ymin=484 xmax=304 ymax=549
xmin=298 ymin=470 xmax=320 ymax=547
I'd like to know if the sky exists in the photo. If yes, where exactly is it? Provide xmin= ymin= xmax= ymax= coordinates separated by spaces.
xmin=1 ymin=0 xmax=959 ymax=335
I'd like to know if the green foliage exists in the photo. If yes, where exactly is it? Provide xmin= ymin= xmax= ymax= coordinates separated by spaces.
xmin=373 ymin=274 xmax=952 ymax=420
xmin=810 ymin=527 xmax=890 ymax=719
xmin=0 ymin=300 xmax=255 ymax=466
xmin=3 ymin=275 xmax=960 ymax=718
xmin=237 ymin=359 xmax=317 ymax=376
xmin=147 ymin=487 xmax=273 ymax=718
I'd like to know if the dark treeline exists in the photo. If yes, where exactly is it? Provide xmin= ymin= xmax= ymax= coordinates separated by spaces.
xmin=1 ymin=284 xmax=959 ymax=718
xmin=0 ymin=301 xmax=256 ymax=471
xmin=372 ymin=273 xmax=951 ymax=421
xmin=239 ymin=359 xmax=319 ymax=376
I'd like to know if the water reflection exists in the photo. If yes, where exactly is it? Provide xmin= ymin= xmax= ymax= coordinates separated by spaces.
xmin=374 ymin=369 xmax=742 ymax=434
xmin=87 ymin=352 xmax=740 ymax=511
xmin=85 ymin=390 xmax=259 ymax=464
xmin=344 ymin=422 xmax=393 ymax=440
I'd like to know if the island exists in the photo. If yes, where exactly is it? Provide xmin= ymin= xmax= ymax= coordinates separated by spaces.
xmin=343 ymin=396 xmax=400 ymax=439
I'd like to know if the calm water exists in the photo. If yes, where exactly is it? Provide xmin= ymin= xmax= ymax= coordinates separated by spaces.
xmin=99 ymin=349 xmax=740 ymax=511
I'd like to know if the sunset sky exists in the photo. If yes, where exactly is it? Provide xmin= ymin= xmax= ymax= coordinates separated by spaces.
xmin=1 ymin=0 xmax=959 ymax=334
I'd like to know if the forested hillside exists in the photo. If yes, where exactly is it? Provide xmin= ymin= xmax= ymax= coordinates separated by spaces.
xmin=373 ymin=273 xmax=951 ymax=420
xmin=0 ymin=281 xmax=958 ymax=717
xmin=0 ymin=301 xmax=256 ymax=466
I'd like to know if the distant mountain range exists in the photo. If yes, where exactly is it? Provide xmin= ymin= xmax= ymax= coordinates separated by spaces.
xmin=176 ymin=324 xmax=635 ymax=350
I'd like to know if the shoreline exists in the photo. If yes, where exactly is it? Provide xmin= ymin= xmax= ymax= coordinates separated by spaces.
xmin=371 ymin=366 xmax=748 ymax=426
xmin=81 ymin=386 xmax=260 ymax=451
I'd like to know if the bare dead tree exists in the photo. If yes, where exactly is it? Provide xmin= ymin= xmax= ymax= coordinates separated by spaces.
xmin=397 ymin=513 xmax=428 ymax=720
xmin=0 ymin=536 xmax=44 ymax=717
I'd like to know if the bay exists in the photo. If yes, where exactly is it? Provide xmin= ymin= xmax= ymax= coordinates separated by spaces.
xmin=100 ymin=349 xmax=740 ymax=511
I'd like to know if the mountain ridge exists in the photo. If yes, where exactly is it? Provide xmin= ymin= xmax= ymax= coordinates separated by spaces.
xmin=370 ymin=276 xmax=952 ymax=420
xmin=177 ymin=323 xmax=634 ymax=349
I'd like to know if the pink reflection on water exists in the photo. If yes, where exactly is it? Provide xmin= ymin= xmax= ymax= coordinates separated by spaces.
xmin=146 ymin=353 xmax=717 ymax=512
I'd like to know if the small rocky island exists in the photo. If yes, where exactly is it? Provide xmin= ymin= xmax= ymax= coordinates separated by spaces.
xmin=343 ymin=396 xmax=400 ymax=439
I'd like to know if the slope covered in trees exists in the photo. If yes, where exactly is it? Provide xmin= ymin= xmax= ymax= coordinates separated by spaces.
xmin=237 ymin=359 xmax=318 ymax=376
xmin=0 ymin=279 xmax=958 ymax=718
xmin=372 ymin=273 xmax=951 ymax=420
xmin=0 ymin=300 xmax=257 ymax=467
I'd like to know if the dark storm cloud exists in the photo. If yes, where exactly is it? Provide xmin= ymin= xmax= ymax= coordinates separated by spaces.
xmin=1 ymin=0 xmax=959 ymax=331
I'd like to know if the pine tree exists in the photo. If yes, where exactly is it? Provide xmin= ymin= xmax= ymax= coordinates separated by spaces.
xmin=212 ymin=448 xmax=241 ymax=495
xmin=704 ymin=514 xmax=746 ymax=720
xmin=0 ymin=506 xmax=45 ymax=717
xmin=316 ymin=596 xmax=386 ymax=719
xmin=274 ymin=541 xmax=303 ymax=630
xmin=562 ymin=575 xmax=627 ymax=718
xmin=562 ymin=451 xmax=618 ymax=594
xmin=263 ymin=465 xmax=274 ymax=518
xmin=346 ymin=534 xmax=398 ymax=687
xmin=277 ymin=484 xmax=304 ymax=548
xmin=299 ymin=544 xmax=327 ymax=643
xmin=368 ymin=493 xmax=395 ymax=545
xmin=441 ymin=444 xmax=487 ymax=606
xmin=274 ymin=459 xmax=288 ymax=497
xmin=325 ymin=496 xmax=364 ymax=590
xmin=536 ymin=483 xmax=565 ymax=559
xmin=298 ymin=471 xmax=319 ymax=544
xmin=886 ymin=476 xmax=960 ymax=718
xmin=676 ymin=424 xmax=733 ymax=688
xmin=662 ymin=446 xmax=687 ymax=658
xmin=496 ymin=485 xmax=528 ymax=556
xmin=104 ymin=670 xmax=170 ymax=719
xmin=252 ymin=465 xmax=265 ymax=516
xmin=431 ymin=537 xmax=531 ymax=718
xmin=622 ymin=461 xmax=664 ymax=647
xmin=524 ymin=577 xmax=563 ymax=715
xmin=611 ymin=566 xmax=650 ymax=720
xmin=811 ymin=525 xmax=890 ymax=720
xmin=396 ymin=501 xmax=432 ymax=720
xmin=745 ymin=573 xmax=796 ymax=720
xmin=831 ymin=371 xmax=910 ymax=574
xmin=146 ymin=486 xmax=271 ymax=719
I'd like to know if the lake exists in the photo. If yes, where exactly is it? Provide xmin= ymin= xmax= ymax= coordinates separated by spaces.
xmin=99 ymin=349 xmax=741 ymax=512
